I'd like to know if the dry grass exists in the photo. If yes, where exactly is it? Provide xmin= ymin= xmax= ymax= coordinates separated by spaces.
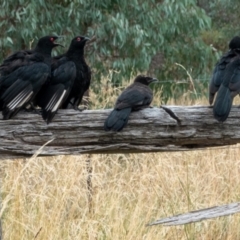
xmin=1 ymin=76 xmax=240 ymax=239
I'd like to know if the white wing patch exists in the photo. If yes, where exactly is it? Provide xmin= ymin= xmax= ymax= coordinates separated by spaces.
xmin=45 ymin=93 xmax=58 ymax=111
xmin=52 ymin=90 xmax=67 ymax=112
xmin=7 ymin=90 xmax=33 ymax=110
xmin=45 ymin=90 xmax=67 ymax=112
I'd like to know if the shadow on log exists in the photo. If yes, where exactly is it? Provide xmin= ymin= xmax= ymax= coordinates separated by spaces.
xmin=147 ymin=202 xmax=240 ymax=226
xmin=0 ymin=105 xmax=240 ymax=159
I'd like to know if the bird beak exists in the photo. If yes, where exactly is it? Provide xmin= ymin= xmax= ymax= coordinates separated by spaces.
xmin=54 ymin=36 xmax=64 ymax=47
xmin=149 ymin=78 xmax=159 ymax=84
xmin=86 ymin=36 xmax=96 ymax=44
xmin=83 ymin=37 xmax=91 ymax=43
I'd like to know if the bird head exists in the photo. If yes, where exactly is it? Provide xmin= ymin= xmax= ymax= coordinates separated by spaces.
xmin=134 ymin=75 xmax=158 ymax=86
xmin=229 ymin=36 xmax=240 ymax=50
xmin=71 ymin=36 xmax=91 ymax=48
xmin=36 ymin=36 xmax=64 ymax=50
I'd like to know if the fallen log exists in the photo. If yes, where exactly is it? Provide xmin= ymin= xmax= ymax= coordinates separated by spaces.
xmin=0 ymin=105 xmax=239 ymax=159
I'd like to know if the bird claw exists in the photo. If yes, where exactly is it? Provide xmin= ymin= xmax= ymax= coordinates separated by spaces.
xmin=22 ymin=108 xmax=42 ymax=115
xmin=74 ymin=106 xmax=84 ymax=112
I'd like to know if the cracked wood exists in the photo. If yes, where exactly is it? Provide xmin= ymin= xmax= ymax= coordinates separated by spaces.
xmin=0 ymin=105 xmax=240 ymax=159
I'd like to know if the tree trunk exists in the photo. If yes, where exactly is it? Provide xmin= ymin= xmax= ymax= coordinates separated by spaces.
xmin=0 ymin=105 xmax=239 ymax=159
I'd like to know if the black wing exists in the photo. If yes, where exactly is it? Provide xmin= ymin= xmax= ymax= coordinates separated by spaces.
xmin=115 ymin=83 xmax=153 ymax=110
xmin=209 ymin=51 xmax=237 ymax=104
xmin=0 ymin=50 xmax=44 ymax=76
xmin=36 ymin=60 xmax=76 ymax=123
xmin=228 ymin=61 xmax=240 ymax=97
xmin=0 ymin=63 xmax=49 ymax=119
xmin=213 ymin=58 xmax=240 ymax=122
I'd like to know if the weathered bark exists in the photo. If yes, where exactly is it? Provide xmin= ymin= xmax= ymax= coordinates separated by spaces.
xmin=0 ymin=105 xmax=240 ymax=159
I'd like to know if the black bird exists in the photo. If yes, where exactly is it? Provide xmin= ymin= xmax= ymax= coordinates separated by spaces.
xmin=209 ymin=36 xmax=240 ymax=105
xmin=0 ymin=36 xmax=61 ymax=120
xmin=213 ymin=57 xmax=240 ymax=122
xmin=35 ymin=58 xmax=76 ymax=124
xmin=104 ymin=75 xmax=158 ymax=131
xmin=57 ymin=35 xmax=91 ymax=110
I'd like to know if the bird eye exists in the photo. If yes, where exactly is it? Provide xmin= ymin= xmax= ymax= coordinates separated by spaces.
xmin=77 ymin=37 xmax=81 ymax=41
xmin=50 ymin=37 xmax=54 ymax=41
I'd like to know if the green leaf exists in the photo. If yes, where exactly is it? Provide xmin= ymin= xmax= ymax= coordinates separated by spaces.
xmin=6 ymin=37 xmax=13 ymax=44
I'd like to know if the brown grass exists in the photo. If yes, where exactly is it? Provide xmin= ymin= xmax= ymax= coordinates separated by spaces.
xmin=1 ymin=77 xmax=240 ymax=239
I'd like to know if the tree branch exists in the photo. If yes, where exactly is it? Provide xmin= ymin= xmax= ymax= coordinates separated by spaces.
xmin=0 ymin=105 xmax=239 ymax=159
xmin=147 ymin=202 xmax=240 ymax=226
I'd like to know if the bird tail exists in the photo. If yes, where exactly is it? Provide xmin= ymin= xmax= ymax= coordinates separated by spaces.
xmin=104 ymin=108 xmax=132 ymax=131
xmin=213 ymin=84 xmax=233 ymax=122
xmin=41 ymin=88 xmax=68 ymax=124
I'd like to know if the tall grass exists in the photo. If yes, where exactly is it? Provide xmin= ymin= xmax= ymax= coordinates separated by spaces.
xmin=1 ymin=76 xmax=240 ymax=239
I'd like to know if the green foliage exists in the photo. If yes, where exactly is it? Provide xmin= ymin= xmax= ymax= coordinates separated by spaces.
xmin=0 ymin=0 xmax=223 ymax=102
xmin=200 ymin=0 xmax=240 ymax=53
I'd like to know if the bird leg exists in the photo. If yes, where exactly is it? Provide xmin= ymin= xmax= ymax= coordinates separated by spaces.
xmin=66 ymin=101 xmax=85 ymax=111
xmin=73 ymin=105 xmax=85 ymax=112
xmin=23 ymin=103 xmax=42 ymax=115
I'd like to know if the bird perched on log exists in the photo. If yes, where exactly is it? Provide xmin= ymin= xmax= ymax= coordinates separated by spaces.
xmin=35 ymin=60 xmax=76 ymax=123
xmin=0 ymin=35 xmax=62 ymax=120
xmin=35 ymin=57 xmax=76 ymax=123
xmin=213 ymin=57 xmax=240 ymax=122
xmin=209 ymin=36 xmax=240 ymax=105
xmin=104 ymin=75 xmax=158 ymax=131
xmin=35 ymin=36 xmax=91 ymax=123
xmin=56 ymin=35 xmax=91 ymax=110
